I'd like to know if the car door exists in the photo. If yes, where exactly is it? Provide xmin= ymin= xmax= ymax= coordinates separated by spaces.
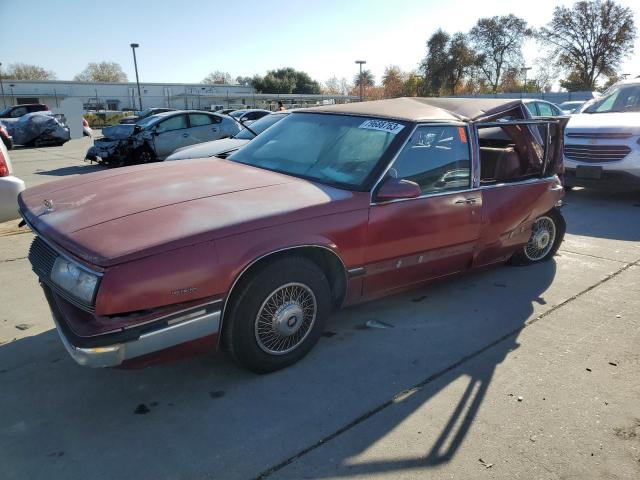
xmin=364 ymin=124 xmax=481 ymax=297
xmin=187 ymin=113 xmax=223 ymax=143
xmin=473 ymin=119 xmax=562 ymax=266
xmin=151 ymin=114 xmax=188 ymax=159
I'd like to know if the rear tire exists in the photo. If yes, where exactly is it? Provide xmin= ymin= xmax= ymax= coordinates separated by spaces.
xmin=509 ymin=208 xmax=565 ymax=266
xmin=223 ymin=257 xmax=331 ymax=373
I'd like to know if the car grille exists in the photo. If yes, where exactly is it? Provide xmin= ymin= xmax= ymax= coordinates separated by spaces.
xmin=564 ymin=144 xmax=631 ymax=163
xmin=28 ymin=236 xmax=97 ymax=313
xmin=29 ymin=236 xmax=58 ymax=279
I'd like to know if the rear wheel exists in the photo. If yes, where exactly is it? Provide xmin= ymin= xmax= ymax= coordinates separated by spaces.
xmin=223 ymin=257 xmax=331 ymax=373
xmin=509 ymin=208 xmax=565 ymax=265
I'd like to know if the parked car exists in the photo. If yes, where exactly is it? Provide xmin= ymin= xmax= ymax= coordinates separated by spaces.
xmin=166 ymin=112 xmax=289 ymax=161
xmin=216 ymin=108 xmax=237 ymax=115
xmin=86 ymin=110 xmax=241 ymax=166
xmin=119 ymin=107 xmax=176 ymax=124
xmin=0 ymin=103 xmax=49 ymax=119
xmin=0 ymin=138 xmax=25 ymax=223
xmin=563 ymin=78 xmax=640 ymax=191
xmin=0 ymin=123 xmax=13 ymax=150
xmin=558 ymin=101 xmax=586 ymax=115
xmin=20 ymin=98 xmax=566 ymax=373
xmin=523 ymin=99 xmax=563 ymax=117
xmin=229 ymin=108 xmax=271 ymax=125
xmin=1 ymin=112 xmax=70 ymax=147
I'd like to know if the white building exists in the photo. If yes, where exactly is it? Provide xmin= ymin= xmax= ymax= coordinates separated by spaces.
xmin=0 ymin=80 xmax=356 ymax=112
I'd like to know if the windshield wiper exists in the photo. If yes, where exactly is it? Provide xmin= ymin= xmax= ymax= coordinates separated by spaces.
xmin=228 ymin=115 xmax=258 ymax=137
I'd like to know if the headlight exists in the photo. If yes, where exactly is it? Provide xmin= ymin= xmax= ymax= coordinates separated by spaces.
xmin=51 ymin=257 xmax=99 ymax=304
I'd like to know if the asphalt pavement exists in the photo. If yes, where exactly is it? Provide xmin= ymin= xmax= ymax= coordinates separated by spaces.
xmin=0 ymin=137 xmax=638 ymax=480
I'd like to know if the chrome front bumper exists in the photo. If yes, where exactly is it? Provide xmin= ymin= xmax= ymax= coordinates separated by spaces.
xmin=51 ymin=306 xmax=221 ymax=368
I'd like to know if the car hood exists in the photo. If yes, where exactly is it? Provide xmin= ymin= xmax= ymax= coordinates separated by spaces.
xmin=566 ymin=112 xmax=640 ymax=133
xmin=166 ymin=138 xmax=249 ymax=161
xmin=19 ymin=159 xmax=366 ymax=267
xmin=101 ymin=124 xmax=137 ymax=139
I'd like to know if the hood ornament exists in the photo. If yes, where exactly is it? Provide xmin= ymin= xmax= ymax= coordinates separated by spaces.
xmin=43 ymin=199 xmax=54 ymax=213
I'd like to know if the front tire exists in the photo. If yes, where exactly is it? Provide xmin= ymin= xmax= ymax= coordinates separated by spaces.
xmin=509 ymin=208 xmax=566 ymax=265
xmin=223 ymin=257 xmax=331 ymax=373
xmin=135 ymin=145 xmax=156 ymax=164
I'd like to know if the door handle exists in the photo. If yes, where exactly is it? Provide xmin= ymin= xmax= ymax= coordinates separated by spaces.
xmin=212 ymin=127 xmax=218 ymax=132
xmin=182 ymin=133 xmax=189 ymax=138
xmin=455 ymin=198 xmax=477 ymax=205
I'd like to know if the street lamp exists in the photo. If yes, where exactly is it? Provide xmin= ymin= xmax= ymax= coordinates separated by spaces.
xmin=521 ymin=66 xmax=532 ymax=95
xmin=355 ymin=60 xmax=366 ymax=102
xmin=130 ymin=43 xmax=143 ymax=111
xmin=0 ymin=63 xmax=5 ymax=109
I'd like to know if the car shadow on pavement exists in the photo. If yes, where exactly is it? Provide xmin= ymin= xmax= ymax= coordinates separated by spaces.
xmin=563 ymin=188 xmax=640 ymax=241
xmin=0 ymin=261 xmax=556 ymax=480
xmin=35 ymin=164 xmax=106 ymax=177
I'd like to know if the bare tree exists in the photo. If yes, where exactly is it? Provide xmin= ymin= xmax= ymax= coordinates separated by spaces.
xmin=74 ymin=62 xmax=128 ymax=82
xmin=469 ymin=15 xmax=531 ymax=93
xmin=537 ymin=0 xmax=636 ymax=90
xmin=323 ymin=76 xmax=341 ymax=95
xmin=203 ymin=71 xmax=233 ymax=84
xmin=3 ymin=63 xmax=56 ymax=80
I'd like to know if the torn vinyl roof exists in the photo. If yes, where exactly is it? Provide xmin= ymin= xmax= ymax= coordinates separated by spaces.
xmin=302 ymin=97 xmax=527 ymax=123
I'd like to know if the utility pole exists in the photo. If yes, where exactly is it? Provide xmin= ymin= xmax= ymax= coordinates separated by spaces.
xmin=355 ymin=60 xmax=366 ymax=102
xmin=0 ymin=63 xmax=6 ymax=109
xmin=521 ymin=66 xmax=532 ymax=96
xmin=130 ymin=43 xmax=143 ymax=111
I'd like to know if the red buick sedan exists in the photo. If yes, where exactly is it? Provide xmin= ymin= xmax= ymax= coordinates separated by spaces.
xmin=20 ymin=98 xmax=567 ymax=373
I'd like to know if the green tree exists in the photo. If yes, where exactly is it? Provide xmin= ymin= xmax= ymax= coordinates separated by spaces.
xmin=74 ymin=62 xmax=128 ymax=82
xmin=382 ymin=66 xmax=406 ymax=98
xmin=421 ymin=30 xmax=480 ymax=95
xmin=469 ymin=15 xmax=531 ymax=93
xmin=403 ymin=73 xmax=423 ymax=97
xmin=353 ymin=69 xmax=375 ymax=88
xmin=252 ymin=68 xmax=321 ymax=94
xmin=537 ymin=0 xmax=636 ymax=90
xmin=3 ymin=63 xmax=56 ymax=80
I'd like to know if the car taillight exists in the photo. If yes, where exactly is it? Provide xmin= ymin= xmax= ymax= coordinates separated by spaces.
xmin=0 ymin=149 xmax=9 ymax=176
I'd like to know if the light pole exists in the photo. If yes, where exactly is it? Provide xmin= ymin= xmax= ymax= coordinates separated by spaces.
xmin=9 ymin=84 xmax=15 ymax=105
xmin=521 ymin=66 xmax=532 ymax=96
xmin=0 ymin=63 xmax=5 ymax=109
xmin=355 ymin=60 xmax=366 ymax=102
xmin=130 ymin=43 xmax=143 ymax=111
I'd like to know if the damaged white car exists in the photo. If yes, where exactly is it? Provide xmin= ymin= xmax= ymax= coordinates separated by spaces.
xmin=85 ymin=110 xmax=240 ymax=166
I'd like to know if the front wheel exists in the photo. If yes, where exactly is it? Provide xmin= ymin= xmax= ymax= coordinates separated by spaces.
xmin=135 ymin=146 xmax=156 ymax=164
xmin=223 ymin=257 xmax=331 ymax=373
xmin=509 ymin=208 xmax=566 ymax=265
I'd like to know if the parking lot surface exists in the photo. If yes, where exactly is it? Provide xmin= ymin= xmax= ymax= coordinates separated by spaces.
xmin=1 ymin=138 xmax=639 ymax=480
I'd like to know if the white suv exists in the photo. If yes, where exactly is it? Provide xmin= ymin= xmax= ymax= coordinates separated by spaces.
xmin=563 ymin=78 xmax=640 ymax=191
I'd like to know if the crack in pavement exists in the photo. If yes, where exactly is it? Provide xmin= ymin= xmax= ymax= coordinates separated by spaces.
xmin=0 ymin=256 xmax=27 ymax=263
xmin=254 ymin=258 xmax=640 ymax=480
xmin=559 ymin=248 xmax=630 ymax=264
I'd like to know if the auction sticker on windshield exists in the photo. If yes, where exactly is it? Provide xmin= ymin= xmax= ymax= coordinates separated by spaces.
xmin=359 ymin=119 xmax=405 ymax=134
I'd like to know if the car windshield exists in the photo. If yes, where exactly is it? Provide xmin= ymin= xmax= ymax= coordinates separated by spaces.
xmin=0 ymin=107 xmax=12 ymax=116
xmin=136 ymin=114 xmax=165 ymax=128
xmin=229 ymin=110 xmax=245 ymax=118
xmin=228 ymin=113 xmax=407 ymax=190
xmin=584 ymin=84 xmax=640 ymax=114
xmin=234 ymin=113 xmax=288 ymax=140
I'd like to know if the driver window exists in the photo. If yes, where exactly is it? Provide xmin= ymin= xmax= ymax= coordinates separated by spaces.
xmin=389 ymin=126 xmax=471 ymax=195
xmin=156 ymin=114 xmax=187 ymax=133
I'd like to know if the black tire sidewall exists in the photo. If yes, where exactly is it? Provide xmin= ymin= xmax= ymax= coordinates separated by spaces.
xmin=224 ymin=257 xmax=331 ymax=373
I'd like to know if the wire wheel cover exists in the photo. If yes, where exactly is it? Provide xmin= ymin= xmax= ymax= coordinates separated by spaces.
xmin=524 ymin=216 xmax=556 ymax=261
xmin=254 ymin=282 xmax=317 ymax=355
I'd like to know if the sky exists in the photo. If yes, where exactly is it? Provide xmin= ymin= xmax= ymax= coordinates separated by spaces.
xmin=1 ymin=0 xmax=639 ymax=88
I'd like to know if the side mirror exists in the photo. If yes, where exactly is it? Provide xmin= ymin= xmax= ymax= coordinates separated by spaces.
xmin=376 ymin=177 xmax=421 ymax=201
xmin=133 ymin=125 xmax=142 ymax=134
